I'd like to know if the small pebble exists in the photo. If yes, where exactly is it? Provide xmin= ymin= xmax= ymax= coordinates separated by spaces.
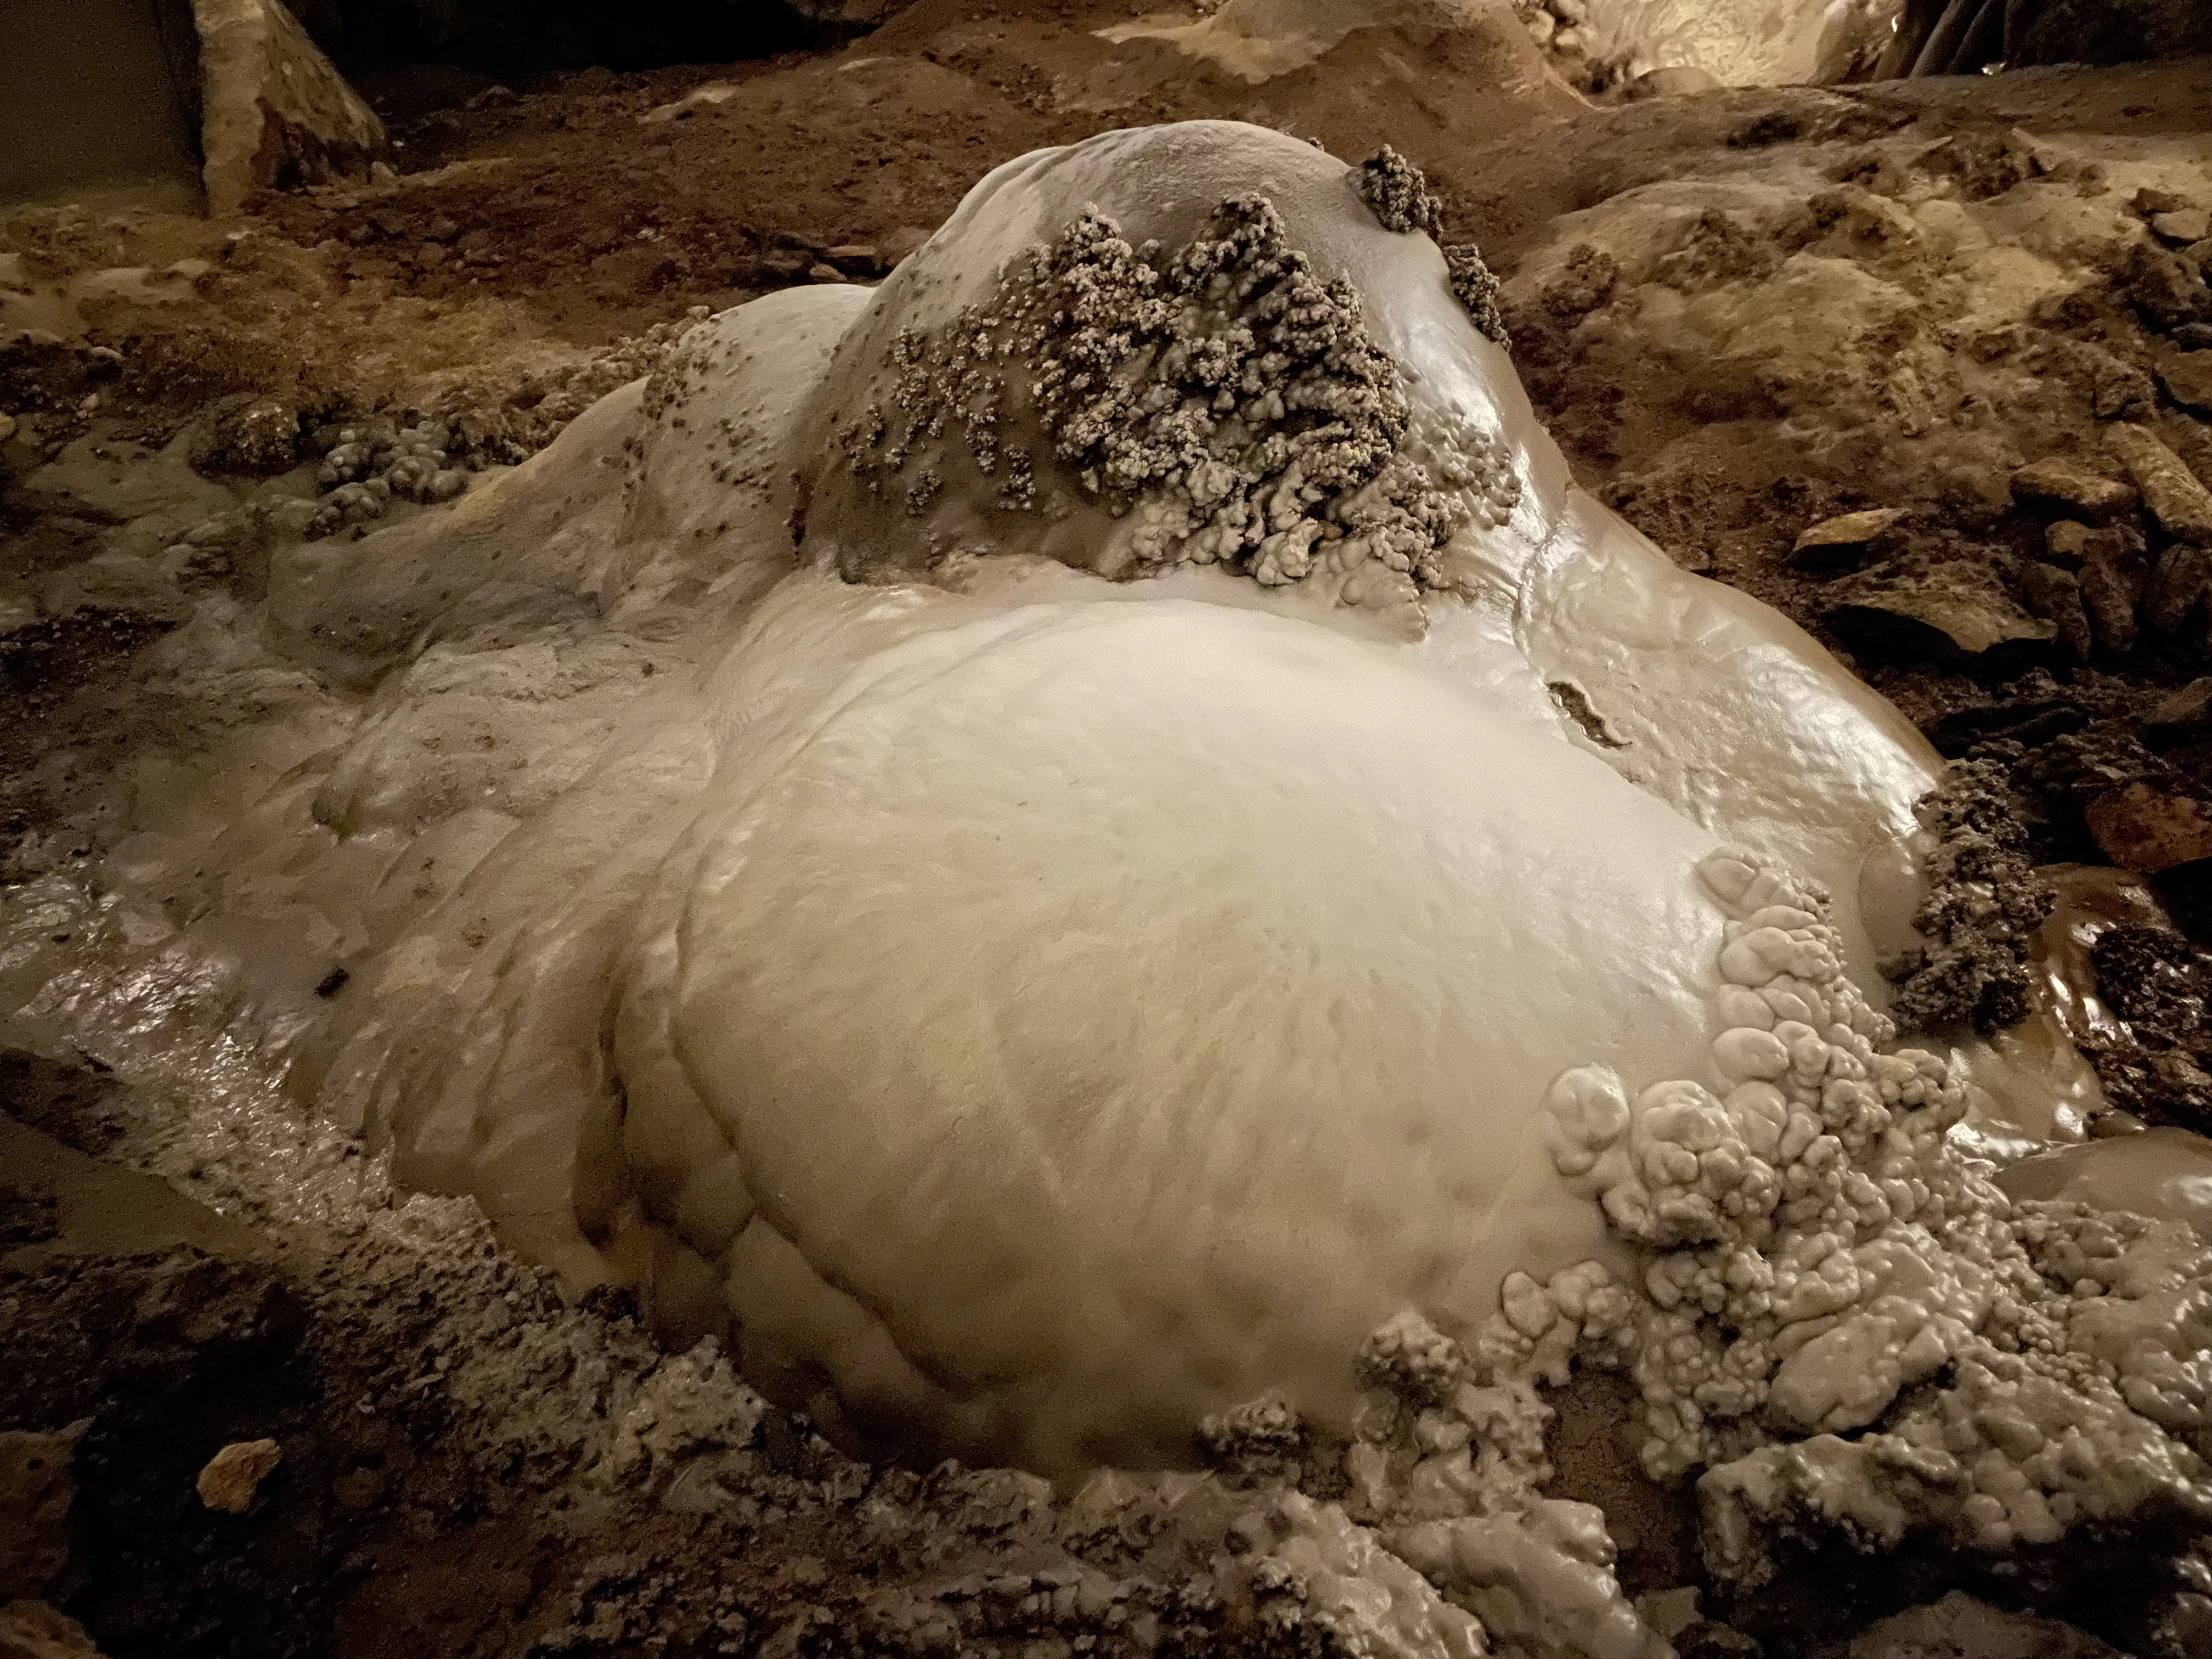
xmin=196 ymin=1440 xmax=281 ymax=1514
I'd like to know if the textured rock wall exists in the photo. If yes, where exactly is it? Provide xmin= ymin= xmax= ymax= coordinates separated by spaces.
xmin=192 ymin=0 xmax=389 ymax=216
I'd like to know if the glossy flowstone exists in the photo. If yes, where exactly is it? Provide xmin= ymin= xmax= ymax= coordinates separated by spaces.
xmin=35 ymin=122 xmax=2112 ymax=1474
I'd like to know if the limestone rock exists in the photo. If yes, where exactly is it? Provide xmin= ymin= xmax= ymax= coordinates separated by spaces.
xmin=2045 ymin=521 xmax=2094 ymax=568
xmin=1789 ymin=507 xmax=1907 ymax=572
xmin=2154 ymin=208 xmax=2212 ymax=247
xmin=2160 ymin=348 xmax=2212 ymax=413
xmin=1825 ymin=558 xmax=2057 ymax=664
xmin=0 ymin=1601 xmax=106 ymax=1659
xmin=2119 ymin=239 xmax=2212 ymax=334
xmin=195 ymin=1438 xmax=281 ymax=1514
xmin=2018 ymin=561 xmax=2092 ymax=662
xmin=2108 ymin=423 xmax=2212 ymax=546
xmin=2078 ymin=528 xmax=2151 ymax=653
xmin=2086 ymin=782 xmax=2212 ymax=874
xmin=2146 ymin=542 xmax=2212 ymax=631
xmin=2147 ymin=678 xmax=2212 ymax=737
xmin=193 ymin=0 xmax=387 ymax=217
xmin=2012 ymin=455 xmax=2140 ymax=524
xmin=190 ymin=396 xmax=302 ymax=477
xmin=0 ymin=1425 xmax=83 ymax=1600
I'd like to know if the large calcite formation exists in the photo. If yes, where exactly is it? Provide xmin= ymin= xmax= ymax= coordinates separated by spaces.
xmin=12 ymin=120 xmax=2209 ymax=1655
xmin=258 ymin=122 xmax=2113 ymax=1467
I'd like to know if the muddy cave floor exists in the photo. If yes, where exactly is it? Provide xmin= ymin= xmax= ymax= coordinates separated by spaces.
xmin=7 ymin=5 xmax=2212 ymax=1656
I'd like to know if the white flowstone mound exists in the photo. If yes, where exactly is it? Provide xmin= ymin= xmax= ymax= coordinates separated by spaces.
xmin=639 ymin=596 xmax=1720 ymax=1467
xmin=14 ymin=127 xmax=2187 ymax=1550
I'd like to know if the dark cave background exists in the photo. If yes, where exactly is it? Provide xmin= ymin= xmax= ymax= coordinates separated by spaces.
xmin=287 ymin=0 xmax=838 ymax=82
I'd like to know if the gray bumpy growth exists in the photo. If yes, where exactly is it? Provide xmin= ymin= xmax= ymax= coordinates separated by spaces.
xmin=1444 ymin=246 xmax=1511 ymax=352
xmin=1356 ymin=146 xmax=1511 ymax=351
xmin=1355 ymin=145 xmax=1443 ymax=238
xmin=1524 ymin=848 xmax=2212 ymax=1594
xmin=837 ymin=192 xmax=1520 ymax=601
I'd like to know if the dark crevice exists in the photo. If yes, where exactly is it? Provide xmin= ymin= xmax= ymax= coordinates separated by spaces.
xmin=292 ymin=0 xmax=840 ymax=82
xmin=1548 ymin=680 xmax=1628 ymax=749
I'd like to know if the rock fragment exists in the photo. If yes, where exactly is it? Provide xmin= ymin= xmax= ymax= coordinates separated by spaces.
xmin=0 ymin=1425 xmax=83 ymax=1600
xmin=2086 ymin=783 xmax=2212 ymax=874
xmin=2079 ymin=531 xmax=2151 ymax=653
xmin=2018 ymin=562 xmax=2091 ymax=662
xmin=1543 ymin=244 xmax=1619 ymax=321
xmin=1622 ymin=66 xmax=1723 ymax=99
xmin=1927 ymin=697 xmax=2087 ymax=756
xmin=1790 ymin=507 xmax=1906 ymax=572
xmin=195 ymin=1438 xmax=281 ymax=1514
xmin=192 ymin=0 xmax=389 ymax=217
xmin=190 ymin=396 xmax=301 ymax=477
xmin=2107 ymin=423 xmax=2212 ymax=545
xmin=1825 ymin=558 xmax=2056 ymax=663
xmin=2135 ymin=187 xmax=2195 ymax=219
xmin=2118 ymin=239 xmax=2212 ymax=332
xmin=1674 ymin=1621 xmax=1763 ymax=1659
xmin=2159 ymin=349 xmax=2212 ymax=413
xmin=2011 ymin=455 xmax=2139 ymax=524
xmin=2147 ymin=678 xmax=2212 ymax=738
xmin=0 ymin=1600 xmax=106 ymax=1659
xmin=2153 ymin=208 xmax=2212 ymax=247
xmin=2146 ymin=543 xmax=2212 ymax=632
xmin=2044 ymin=520 xmax=2092 ymax=567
